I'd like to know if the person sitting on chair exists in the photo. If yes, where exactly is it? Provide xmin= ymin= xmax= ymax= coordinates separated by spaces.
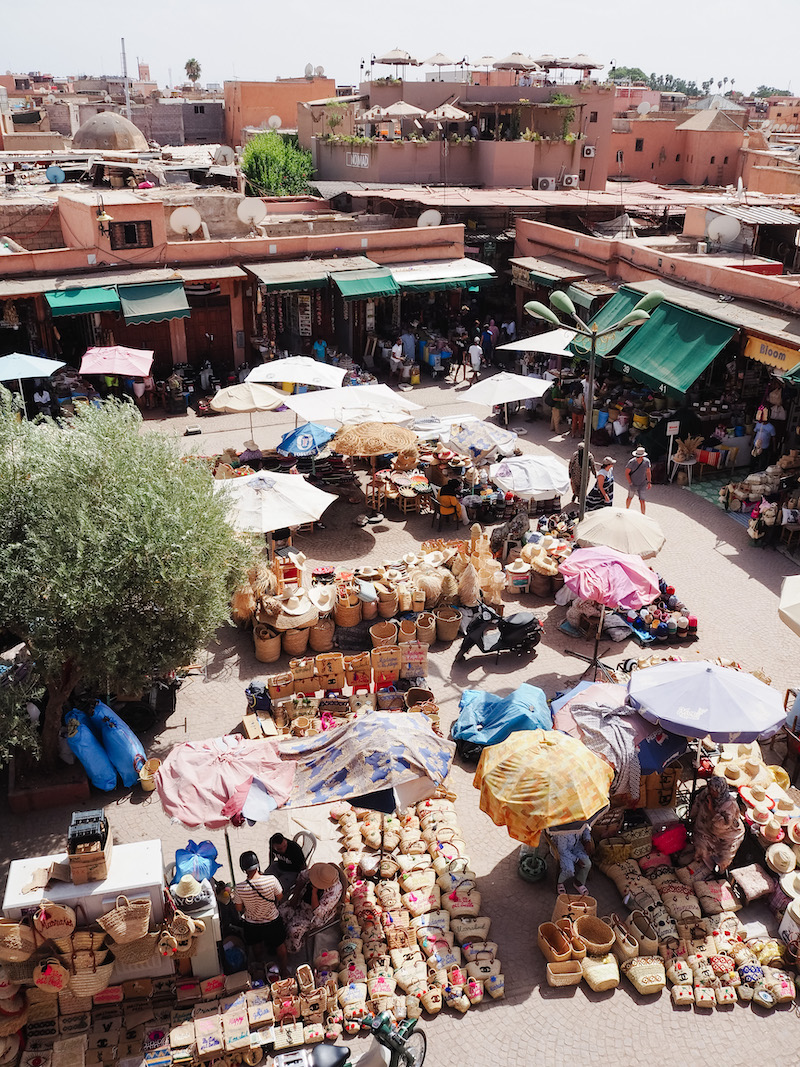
xmin=281 ymin=862 xmax=342 ymax=955
xmin=267 ymin=833 xmax=307 ymax=890
xmin=438 ymin=479 xmax=464 ymax=526
xmin=233 ymin=850 xmax=288 ymax=974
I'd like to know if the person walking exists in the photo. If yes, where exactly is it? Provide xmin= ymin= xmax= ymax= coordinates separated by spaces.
xmin=569 ymin=443 xmax=596 ymax=504
xmin=569 ymin=386 xmax=586 ymax=437
xmin=468 ymin=337 xmax=483 ymax=380
xmin=547 ymin=376 xmax=568 ymax=434
xmin=625 ymin=446 xmax=652 ymax=514
xmin=481 ymin=323 xmax=494 ymax=367
xmin=586 ymin=457 xmax=616 ymax=510
xmin=233 ymin=850 xmax=288 ymax=973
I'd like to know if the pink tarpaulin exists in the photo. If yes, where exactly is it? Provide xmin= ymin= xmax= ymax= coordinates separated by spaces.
xmin=558 ymin=546 xmax=659 ymax=611
xmin=155 ymin=735 xmax=295 ymax=829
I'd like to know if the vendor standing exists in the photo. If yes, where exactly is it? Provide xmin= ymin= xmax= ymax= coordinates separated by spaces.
xmin=625 ymin=447 xmax=652 ymax=514
xmin=679 ymin=776 xmax=744 ymax=879
xmin=233 ymin=850 xmax=288 ymax=973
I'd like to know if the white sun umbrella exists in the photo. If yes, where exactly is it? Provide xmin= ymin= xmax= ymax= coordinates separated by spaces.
xmin=497 ymin=328 xmax=577 ymax=355
xmin=446 ymin=421 xmax=518 ymax=462
xmin=209 ymin=382 xmax=285 ymax=436
xmin=0 ymin=352 xmax=66 ymax=416
xmin=779 ymin=575 xmax=800 ymax=639
xmin=215 ymin=471 xmax=337 ymax=534
xmin=493 ymin=53 xmax=541 ymax=71
xmin=575 ymin=509 xmax=666 ymax=559
xmin=361 ymin=105 xmax=387 ymax=122
xmin=381 ymin=100 xmax=427 ymax=119
xmin=459 ymin=371 xmax=551 ymax=407
xmin=489 ymin=455 xmax=570 ymax=498
xmin=338 ymin=406 xmax=414 ymax=426
xmin=282 ymin=383 xmax=422 ymax=425
xmin=566 ymin=53 xmax=604 ymax=71
xmin=532 ymin=54 xmax=560 ymax=69
xmin=423 ymin=52 xmax=457 ymax=74
xmin=475 ymin=55 xmax=497 ymax=71
xmin=425 ymin=104 xmax=472 ymax=121
xmin=245 ymin=357 xmax=345 ymax=390
xmin=375 ymin=48 xmax=419 ymax=66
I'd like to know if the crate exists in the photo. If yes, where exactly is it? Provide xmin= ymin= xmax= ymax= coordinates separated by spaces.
xmin=69 ymin=833 xmax=113 ymax=885
xmin=68 ymin=809 xmax=108 ymax=852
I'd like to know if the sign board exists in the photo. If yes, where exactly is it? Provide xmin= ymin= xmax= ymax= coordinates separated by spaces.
xmin=365 ymin=299 xmax=375 ymax=333
xmin=297 ymin=295 xmax=312 ymax=336
xmin=667 ymin=420 xmax=681 ymax=437
xmin=744 ymin=334 xmax=800 ymax=371
xmin=345 ymin=152 xmax=370 ymax=169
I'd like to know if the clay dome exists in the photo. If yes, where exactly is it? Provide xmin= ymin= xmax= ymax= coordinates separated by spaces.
xmin=72 ymin=111 xmax=148 ymax=152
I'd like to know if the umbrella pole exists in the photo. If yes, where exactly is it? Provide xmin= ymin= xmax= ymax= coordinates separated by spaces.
xmin=688 ymin=738 xmax=702 ymax=813
xmin=563 ymin=603 xmax=615 ymax=682
xmin=18 ymin=377 xmax=28 ymax=419
xmin=224 ymin=826 xmax=236 ymax=885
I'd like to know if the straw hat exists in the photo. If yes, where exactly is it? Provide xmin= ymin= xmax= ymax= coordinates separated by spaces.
xmin=632 ymin=447 xmax=647 ymax=457
xmin=506 ymin=559 xmax=531 ymax=574
xmin=308 ymin=862 xmax=340 ymax=890
xmin=780 ymin=870 xmax=800 ymax=898
xmin=173 ymin=874 xmax=202 ymax=898
xmin=740 ymin=784 xmax=771 ymax=808
xmin=743 ymin=757 xmax=771 ymax=786
xmin=402 ymin=553 xmax=422 ymax=567
xmin=268 ymin=593 xmax=319 ymax=631
xmin=766 ymin=842 xmax=797 ymax=875
xmin=425 ymin=551 xmax=447 ymax=568
xmin=787 ymin=820 xmax=800 ymax=846
xmin=762 ymin=816 xmax=785 ymax=843
xmin=309 ymin=586 xmax=337 ymax=613
xmin=355 ymin=566 xmax=383 ymax=580
xmin=749 ymin=802 xmax=772 ymax=826
xmin=723 ymin=763 xmax=746 ymax=785
xmin=774 ymin=794 xmax=800 ymax=823
xmin=281 ymin=593 xmax=313 ymax=616
xmin=541 ymin=535 xmax=555 ymax=550
xmin=384 ymin=569 xmax=404 ymax=583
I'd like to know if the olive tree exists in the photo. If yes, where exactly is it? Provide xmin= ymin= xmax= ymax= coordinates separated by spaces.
xmin=0 ymin=393 xmax=250 ymax=766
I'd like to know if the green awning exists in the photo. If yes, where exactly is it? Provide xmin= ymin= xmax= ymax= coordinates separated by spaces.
xmin=118 ymin=281 xmax=191 ymax=325
xmin=248 ymin=262 xmax=331 ymax=292
xmin=45 ymin=286 xmax=121 ymax=317
xmin=782 ymin=361 xmax=800 ymax=385
xmin=613 ymin=303 xmax=737 ymax=396
xmin=390 ymin=259 xmax=496 ymax=293
xmin=566 ymin=284 xmax=595 ymax=311
xmin=331 ymin=269 xmax=399 ymax=300
xmin=569 ymin=288 xmax=643 ymax=358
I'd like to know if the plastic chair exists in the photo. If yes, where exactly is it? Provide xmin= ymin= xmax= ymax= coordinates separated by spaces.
xmin=293 ymin=830 xmax=318 ymax=864
xmin=303 ymin=866 xmax=349 ymax=962
xmin=429 ymin=498 xmax=460 ymax=530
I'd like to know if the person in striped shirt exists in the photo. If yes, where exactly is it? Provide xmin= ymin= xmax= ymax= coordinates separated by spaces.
xmin=233 ymin=850 xmax=288 ymax=973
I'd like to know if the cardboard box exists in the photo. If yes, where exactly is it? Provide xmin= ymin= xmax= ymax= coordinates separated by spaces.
xmin=69 ymin=834 xmax=113 ymax=885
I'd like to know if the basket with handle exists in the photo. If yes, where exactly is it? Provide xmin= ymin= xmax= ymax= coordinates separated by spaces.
xmin=0 ymin=916 xmax=38 ymax=963
xmin=283 ymin=628 xmax=310 ymax=656
xmin=370 ymin=621 xmax=398 ymax=648
xmin=573 ymin=915 xmax=615 ymax=956
xmin=109 ymin=931 xmax=160 ymax=966
xmin=376 ymin=594 xmax=398 ymax=620
xmin=397 ymin=619 xmax=417 ymax=643
xmin=66 ymin=948 xmax=115 ymax=997
xmin=32 ymin=956 xmax=70 ymax=995
xmin=97 ymin=895 xmax=152 ymax=945
xmin=416 ymin=613 xmax=436 ymax=645
xmin=308 ymin=617 xmax=335 ymax=652
xmin=254 ymin=624 xmax=281 ymax=663
xmin=435 ymin=607 xmax=462 ymax=643
xmin=334 ymin=600 xmax=362 ymax=627
xmin=32 ymin=901 xmax=76 ymax=942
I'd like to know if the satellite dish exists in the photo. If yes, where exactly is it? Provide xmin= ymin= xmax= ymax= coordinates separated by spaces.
xmin=103 ymin=94 xmax=112 ymax=103
xmin=213 ymin=145 xmax=234 ymax=165
xmin=315 ymin=66 xmax=325 ymax=77
xmin=268 ymin=114 xmax=282 ymax=130
xmin=45 ymin=94 xmax=56 ymax=104
xmin=304 ymin=63 xmax=314 ymax=78
xmin=417 ymin=209 xmax=443 ymax=228
xmin=636 ymin=101 xmax=652 ymax=115
xmin=45 ymin=165 xmax=65 ymax=184
xmin=169 ymin=205 xmax=203 ymax=236
xmin=237 ymin=198 xmax=269 ymax=231
xmin=707 ymin=215 xmax=742 ymax=245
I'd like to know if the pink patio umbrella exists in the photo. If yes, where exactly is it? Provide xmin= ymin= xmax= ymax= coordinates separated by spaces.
xmin=80 ymin=345 xmax=154 ymax=377
xmin=558 ymin=546 xmax=660 ymax=680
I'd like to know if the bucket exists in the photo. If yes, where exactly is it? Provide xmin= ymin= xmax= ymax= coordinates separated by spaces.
xmin=597 ymin=410 xmax=609 ymax=428
xmin=138 ymin=758 xmax=161 ymax=792
xmin=435 ymin=607 xmax=462 ymax=642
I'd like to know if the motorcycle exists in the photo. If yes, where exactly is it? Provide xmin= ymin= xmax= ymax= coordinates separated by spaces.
xmin=454 ymin=601 xmax=542 ymax=664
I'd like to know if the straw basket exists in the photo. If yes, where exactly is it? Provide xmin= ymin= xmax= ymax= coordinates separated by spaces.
xmin=109 ymin=932 xmax=160 ymax=966
xmin=435 ymin=607 xmax=462 ymax=643
xmin=134 ymin=757 xmax=160 ymax=792
xmin=254 ymin=624 xmax=281 ymax=663
xmin=398 ymin=587 xmax=413 ymax=612
xmin=398 ymin=620 xmax=417 ymax=643
xmin=0 ymin=1003 xmax=27 ymax=1038
xmin=546 ymin=961 xmax=583 ymax=987
xmin=362 ymin=599 xmax=378 ymax=620
xmin=283 ymin=628 xmax=309 ymax=656
xmin=370 ymin=621 xmax=398 ymax=648
xmin=574 ymin=916 xmax=615 ymax=956
xmin=335 ymin=601 xmax=362 ymax=627
xmin=67 ymin=952 xmax=115 ymax=997
xmin=416 ymin=613 xmax=436 ymax=645
xmin=411 ymin=591 xmax=426 ymax=612
xmin=529 ymin=571 xmax=553 ymax=597
xmin=0 ymin=919 xmax=37 ymax=963
xmin=33 ymin=902 xmax=76 ymax=942
xmin=309 ymin=617 xmax=335 ymax=652
xmin=97 ymin=896 xmax=152 ymax=945
xmin=377 ymin=595 xmax=398 ymax=620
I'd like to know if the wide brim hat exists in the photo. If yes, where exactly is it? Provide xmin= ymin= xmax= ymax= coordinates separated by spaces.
xmin=723 ymin=763 xmax=746 ymax=785
xmin=773 ymin=793 xmax=800 ymax=823
xmin=750 ymin=802 xmax=772 ymax=825
xmin=383 ymin=569 xmax=404 ymax=584
xmin=787 ymin=819 xmax=800 ymax=846
xmin=280 ymin=592 xmax=314 ymax=616
xmin=402 ymin=553 xmax=422 ymax=567
xmin=355 ymin=566 xmax=383 ymax=581
xmin=740 ymin=784 xmax=772 ymax=808
xmin=762 ymin=816 xmax=785 ymax=843
xmin=309 ymin=586 xmax=337 ymax=613
xmin=268 ymin=596 xmax=319 ymax=631
xmin=632 ymin=447 xmax=647 ymax=457
xmin=174 ymin=874 xmax=202 ymax=899
xmin=780 ymin=870 xmax=800 ymax=897
xmin=766 ymin=842 xmax=797 ymax=875
xmin=308 ymin=862 xmax=339 ymax=890
xmin=425 ymin=551 xmax=447 ymax=568
xmin=506 ymin=559 xmax=531 ymax=574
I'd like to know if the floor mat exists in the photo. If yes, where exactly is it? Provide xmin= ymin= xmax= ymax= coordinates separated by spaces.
xmin=686 ymin=480 xmax=751 ymax=528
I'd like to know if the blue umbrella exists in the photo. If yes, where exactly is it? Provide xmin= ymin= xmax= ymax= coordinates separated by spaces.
xmin=277 ymin=421 xmax=336 ymax=458
xmin=0 ymin=352 xmax=65 ymax=416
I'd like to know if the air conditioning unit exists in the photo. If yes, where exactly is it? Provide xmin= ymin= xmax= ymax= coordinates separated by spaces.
xmin=562 ymin=174 xmax=580 ymax=189
xmin=583 ymin=144 xmax=596 ymax=158
xmin=537 ymin=177 xmax=556 ymax=191
xmin=697 ymin=241 xmax=708 ymax=254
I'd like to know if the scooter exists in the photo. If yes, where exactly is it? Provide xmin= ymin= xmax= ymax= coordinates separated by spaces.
xmin=454 ymin=601 xmax=542 ymax=664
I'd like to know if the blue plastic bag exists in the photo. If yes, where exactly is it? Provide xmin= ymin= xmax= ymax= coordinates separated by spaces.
xmin=453 ymin=683 xmax=552 ymax=747
xmin=65 ymin=709 xmax=118 ymax=791
xmin=91 ymin=700 xmax=146 ymax=788
xmin=175 ymin=840 xmax=221 ymax=882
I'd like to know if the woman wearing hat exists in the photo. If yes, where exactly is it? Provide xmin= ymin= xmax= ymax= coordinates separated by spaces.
xmin=679 ymin=776 xmax=744 ymax=879
xmin=233 ymin=851 xmax=288 ymax=973
xmin=281 ymin=862 xmax=343 ymax=955
xmin=585 ymin=457 xmax=616 ymax=511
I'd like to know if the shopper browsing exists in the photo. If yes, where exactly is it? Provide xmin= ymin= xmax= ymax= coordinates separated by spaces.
xmin=625 ymin=447 xmax=652 ymax=514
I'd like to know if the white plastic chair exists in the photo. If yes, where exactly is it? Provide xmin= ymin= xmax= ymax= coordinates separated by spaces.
xmin=293 ymin=830 xmax=318 ymax=864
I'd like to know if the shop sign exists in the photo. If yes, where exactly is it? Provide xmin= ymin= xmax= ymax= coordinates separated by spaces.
xmin=297 ymin=295 xmax=312 ymax=336
xmin=745 ymin=334 xmax=800 ymax=370
xmin=511 ymin=264 xmax=534 ymax=289
xmin=365 ymin=299 xmax=375 ymax=333
xmin=345 ymin=152 xmax=370 ymax=168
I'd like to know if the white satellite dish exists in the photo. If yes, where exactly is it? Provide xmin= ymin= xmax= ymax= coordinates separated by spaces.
xmin=237 ymin=198 xmax=269 ymax=232
xmin=315 ymin=66 xmax=325 ymax=77
xmin=304 ymin=63 xmax=314 ymax=78
xmin=169 ymin=205 xmax=203 ymax=237
xmin=45 ymin=94 xmax=56 ymax=105
xmin=707 ymin=215 xmax=742 ymax=245
xmin=636 ymin=100 xmax=652 ymax=115
xmin=268 ymin=114 xmax=282 ymax=130
xmin=213 ymin=145 xmax=234 ymax=165
xmin=417 ymin=209 xmax=443 ymax=228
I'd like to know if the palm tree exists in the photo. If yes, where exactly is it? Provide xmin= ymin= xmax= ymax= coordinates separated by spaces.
xmin=185 ymin=58 xmax=201 ymax=86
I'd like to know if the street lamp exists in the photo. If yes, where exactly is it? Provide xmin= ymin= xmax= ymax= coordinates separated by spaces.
xmin=525 ymin=289 xmax=664 ymax=520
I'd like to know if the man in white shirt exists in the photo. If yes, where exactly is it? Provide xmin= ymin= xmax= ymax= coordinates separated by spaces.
xmin=33 ymin=386 xmax=51 ymax=414
xmin=468 ymin=337 xmax=483 ymax=380
xmin=390 ymin=336 xmax=404 ymax=380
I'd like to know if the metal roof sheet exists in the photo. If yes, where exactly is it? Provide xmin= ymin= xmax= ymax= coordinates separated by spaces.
xmin=710 ymin=205 xmax=800 ymax=226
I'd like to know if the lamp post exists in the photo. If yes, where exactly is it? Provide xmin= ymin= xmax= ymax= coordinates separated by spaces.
xmin=524 ymin=289 xmax=664 ymax=520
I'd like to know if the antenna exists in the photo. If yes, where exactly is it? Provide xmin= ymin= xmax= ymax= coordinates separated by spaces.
xmin=213 ymin=145 xmax=234 ymax=165
xmin=315 ymin=65 xmax=325 ymax=77
xmin=45 ymin=165 xmax=66 ymax=184
xmin=636 ymin=100 xmax=652 ymax=115
xmin=417 ymin=209 xmax=443 ymax=228
xmin=120 ymin=37 xmax=132 ymax=121
xmin=304 ymin=63 xmax=314 ymax=78
xmin=707 ymin=215 xmax=742 ymax=246
xmin=169 ymin=205 xmax=203 ymax=238
xmin=268 ymin=114 xmax=282 ymax=130
xmin=237 ymin=197 xmax=269 ymax=234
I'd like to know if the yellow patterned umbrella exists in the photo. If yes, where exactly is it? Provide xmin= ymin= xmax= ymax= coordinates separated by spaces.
xmin=473 ymin=730 xmax=613 ymax=846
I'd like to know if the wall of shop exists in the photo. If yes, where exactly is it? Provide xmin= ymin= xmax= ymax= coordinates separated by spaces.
xmin=0 ymin=201 xmax=64 ymax=251
xmin=740 ymin=151 xmax=800 ymax=196
xmin=224 ymin=78 xmax=336 ymax=146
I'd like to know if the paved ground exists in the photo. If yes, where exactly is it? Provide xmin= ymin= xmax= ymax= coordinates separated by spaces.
xmin=5 ymin=372 xmax=800 ymax=1067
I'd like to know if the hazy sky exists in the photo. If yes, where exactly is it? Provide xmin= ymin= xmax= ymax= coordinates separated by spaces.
xmin=3 ymin=0 xmax=795 ymax=94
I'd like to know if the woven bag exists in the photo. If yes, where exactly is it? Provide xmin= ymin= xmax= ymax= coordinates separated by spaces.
xmin=0 ymin=1001 xmax=27 ymax=1038
xmin=67 ymin=950 xmax=114 ymax=997
xmin=32 ymin=902 xmax=76 ymax=942
xmin=283 ymin=628 xmax=310 ymax=656
xmin=53 ymin=904 xmax=106 ymax=955
xmin=434 ymin=607 xmax=461 ymax=643
xmin=97 ymin=896 xmax=151 ymax=945
xmin=620 ymin=955 xmax=666 ymax=995
xmin=581 ymin=953 xmax=619 ymax=992
xmin=370 ymin=622 xmax=397 ymax=648
xmin=415 ymin=614 xmax=436 ymax=645
xmin=546 ymin=960 xmax=583 ymax=987
xmin=32 ymin=957 xmax=70 ymax=995
xmin=309 ymin=618 xmax=335 ymax=652
xmin=574 ymin=915 xmax=615 ymax=956
xmin=109 ymin=932 xmax=160 ymax=966
xmin=551 ymin=893 xmax=597 ymax=924
xmin=254 ymin=625 xmax=281 ymax=663
xmin=0 ymin=918 xmax=37 ymax=963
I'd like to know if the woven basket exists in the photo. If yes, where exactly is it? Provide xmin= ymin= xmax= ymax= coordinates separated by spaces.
xmin=620 ymin=824 xmax=653 ymax=859
xmin=398 ymin=620 xmax=416 ymax=643
xmin=283 ymin=628 xmax=309 ymax=655
xmin=308 ymin=617 xmax=335 ymax=652
xmin=97 ymin=896 xmax=151 ymax=946
xmin=32 ymin=957 xmax=70 ymax=995
xmin=3 ymin=947 xmax=48 ymax=983
xmin=376 ymin=596 xmax=397 ymax=620
xmin=416 ymin=613 xmax=436 ymax=645
xmin=0 ymin=1002 xmax=27 ymax=1038
xmin=58 ymin=989 xmax=93 ymax=1016
xmin=411 ymin=591 xmax=426 ymax=612
xmin=67 ymin=952 xmax=114 ymax=997
xmin=362 ymin=599 xmax=378 ymax=620
xmin=32 ymin=902 xmax=76 ymax=942
xmin=254 ymin=624 xmax=281 ymax=663
xmin=335 ymin=601 xmax=362 ymax=627
xmin=529 ymin=571 xmax=553 ymax=597
xmin=574 ymin=915 xmax=615 ymax=956
xmin=580 ymin=953 xmax=619 ymax=992
xmin=109 ymin=932 xmax=160 ymax=966
xmin=370 ymin=621 xmax=397 ymax=648
xmin=546 ymin=960 xmax=583 ymax=987
xmin=435 ymin=607 xmax=462 ymax=642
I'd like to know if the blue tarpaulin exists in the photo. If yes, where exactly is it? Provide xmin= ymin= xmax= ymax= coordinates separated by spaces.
xmin=452 ymin=684 xmax=552 ymax=747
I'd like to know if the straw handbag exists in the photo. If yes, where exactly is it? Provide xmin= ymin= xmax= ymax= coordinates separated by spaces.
xmin=620 ymin=955 xmax=666 ymax=995
xmin=415 ymin=614 xmax=436 ymax=645
xmin=309 ymin=617 xmax=335 ymax=652
xmin=283 ymin=628 xmax=310 ymax=656
xmin=0 ymin=918 xmax=37 ymax=963
xmin=109 ymin=932 xmax=160 ymax=966
xmin=580 ymin=953 xmax=619 ymax=992
xmin=551 ymin=893 xmax=597 ymax=924
xmin=254 ymin=624 xmax=281 ymax=663
xmin=370 ymin=621 xmax=397 ymax=648
xmin=97 ymin=896 xmax=152 ymax=945
xmin=32 ymin=902 xmax=76 ymax=942
xmin=32 ymin=956 xmax=70 ymax=995
xmin=434 ymin=607 xmax=461 ymax=642
xmin=573 ymin=915 xmax=615 ymax=956
xmin=66 ymin=949 xmax=115 ymax=997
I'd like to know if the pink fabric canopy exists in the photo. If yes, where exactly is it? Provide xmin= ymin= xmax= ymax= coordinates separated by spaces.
xmin=558 ymin=546 xmax=659 ymax=611
xmin=80 ymin=345 xmax=154 ymax=377
xmin=155 ymin=735 xmax=296 ymax=829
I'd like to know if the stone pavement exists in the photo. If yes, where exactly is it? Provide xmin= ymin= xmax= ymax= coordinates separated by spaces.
xmin=4 ymin=373 xmax=800 ymax=1066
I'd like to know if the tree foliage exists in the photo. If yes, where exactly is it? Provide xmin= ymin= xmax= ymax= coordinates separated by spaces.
xmin=753 ymin=85 xmax=789 ymax=98
xmin=241 ymin=131 xmax=314 ymax=197
xmin=185 ymin=58 xmax=202 ymax=85
xmin=0 ymin=394 xmax=251 ymax=765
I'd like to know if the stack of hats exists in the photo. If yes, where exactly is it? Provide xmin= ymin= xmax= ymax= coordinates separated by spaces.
xmin=781 ymin=822 xmax=800 ymax=897
xmin=727 ymin=750 xmax=800 ymax=845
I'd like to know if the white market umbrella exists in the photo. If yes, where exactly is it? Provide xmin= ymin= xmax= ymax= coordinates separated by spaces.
xmin=215 ymin=471 xmax=337 ymax=534
xmin=425 ymin=104 xmax=472 ymax=121
xmin=459 ymin=371 xmax=550 ymax=407
xmin=374 ymin=48 xmax=419 ymax=67
xmin=338 ymin=406 xmax=414 ymax=427
xmin=489 ymin=455 xmax=570 ymax=498
xmin=209 ymin=382 xmax=286 ymax=436
xmin=575 ymin=509 xmax=666 ymax=560
xmin=497 ymin=328 xmax=577 ymax=355
xmin=475 ymin=55 xmax=497 ymax=71
xmin=361 ymin=105 xmax=388 ymax=122
xmin=446 ymin=420 xmax=517 ymax=462
xmin=779 ymin=575 xmax=800 ymax=638
xmin=382 ymin=100 xmax=427 ymax=119
xmin=0 ymin=352 xmax=66 ymax=416
xmin=282 ymin=383 xmax=422 ymax=425
xmin=493 ymin=53 xmax=541 ymax=71
xmin=628 ymin=661 xmax=784 ymax=744
xmin=245 ymin=357 xmax=345 ymax=390
xmin=566 ymin=53 xmax=604 ymax=71
xmin=423 ymin=52 xmax=457 ymax=70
